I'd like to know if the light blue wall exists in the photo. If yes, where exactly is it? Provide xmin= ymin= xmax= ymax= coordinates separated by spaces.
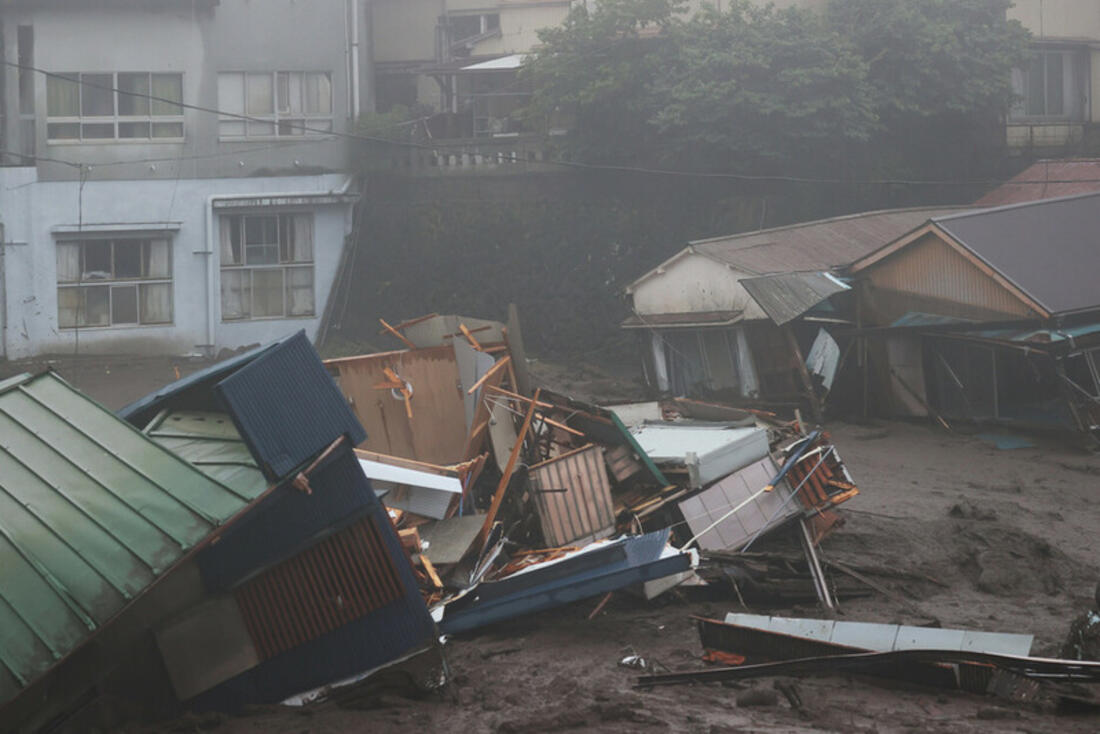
xmin=0 ymin=169 xmax=354 ymax=358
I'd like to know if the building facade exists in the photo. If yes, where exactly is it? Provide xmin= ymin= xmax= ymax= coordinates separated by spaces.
xmin=1008 ymin=0 xmax=1100 ymax=150
xmin=0 ymin=0 xmax=369 ymax=359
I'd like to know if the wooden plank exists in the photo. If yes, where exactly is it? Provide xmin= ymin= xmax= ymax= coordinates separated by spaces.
xmin=467 ymin=356 xmax=511 ymax=395
xmin=379 ymin=318 xmax=417 ymax=349
xmin=399 ymin=527 xmax=421 ymax=554
xmin=459 ymin=323 xmax=483 ymax=351
xmin=462 ymin=367 xmax=506 ymax=462
xmin=476 ymin=388 xmax=541 ymax=550
xmin=419 ymin=555 xmax=444 ymax=589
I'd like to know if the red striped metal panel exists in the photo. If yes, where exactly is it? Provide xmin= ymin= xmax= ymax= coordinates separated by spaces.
xmin=235 ymin=516 xmax=403 ymax=660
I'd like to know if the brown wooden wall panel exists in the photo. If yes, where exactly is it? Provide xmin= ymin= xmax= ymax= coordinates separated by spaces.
xmin=865 ymin=233 xmax=1037 ymax=324
xmin=326 ymin=347 xmax=468 ymax=464
xmin=235 ymin=516 xmax=403 ymax=661
xmin=529 ymin=444 xmax=616 ymax=547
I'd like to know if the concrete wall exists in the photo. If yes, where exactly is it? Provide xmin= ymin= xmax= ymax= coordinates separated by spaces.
xmin=1010 ymin=0 xmax=1100 ymax=40
xmin=0 ymin=169 xmax=354 ymax=359
xmin=1 ymin=0 xmax=357 ymax=182
xmin=628 ymin=252 xmax=766 ymax=320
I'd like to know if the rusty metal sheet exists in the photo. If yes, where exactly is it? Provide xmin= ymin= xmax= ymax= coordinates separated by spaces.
xmin=740 ymin=271 xmax=849 ymax=326
xmin=529 ymin=444 xmax=616 ymax=547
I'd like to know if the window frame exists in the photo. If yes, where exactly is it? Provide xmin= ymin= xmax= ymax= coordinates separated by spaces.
xmin=219 ymin=212 xmax=316 ymax=322
xmin=46 ymin=71 xmax=185 ymax=143
xmin=217 ymin=71 xmax=334 ymax=140
xmin=1009 ymin=48 xmax=1087 ymax=122
xmin=56 ymin=236 xmax=174 ymax=329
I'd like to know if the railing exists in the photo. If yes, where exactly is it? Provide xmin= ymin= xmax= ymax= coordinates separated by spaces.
xmin=360 ymin=134 xmax=562 ymax=176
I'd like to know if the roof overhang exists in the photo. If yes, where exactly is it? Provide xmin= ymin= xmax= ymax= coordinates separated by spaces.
xmin=621 ymin=310 xmax=744 ymax=330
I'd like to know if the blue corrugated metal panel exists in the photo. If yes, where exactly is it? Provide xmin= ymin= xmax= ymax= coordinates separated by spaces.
xmin=192 ymin=590 xmax=436 ymax=708
xmin=0 ymin=372 xmax=255 ymax=710
xmin=215 ymin=331 xmax=366 ymax=481
xmin=439 ymin=529 xmax=691 ymax=634
xmin=117 ymin=335 xmax=295 ymax=428
xmin=198 ymin=444 xmax=377 ymax=591
xmin=191 ymin=463 xmax=435 ymax=708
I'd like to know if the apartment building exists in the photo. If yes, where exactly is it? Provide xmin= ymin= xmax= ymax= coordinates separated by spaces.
xmin=0 ymin=0 xmax=370 ymax=359
xmin=1008 ymin=0 xmax=1100 ymax=150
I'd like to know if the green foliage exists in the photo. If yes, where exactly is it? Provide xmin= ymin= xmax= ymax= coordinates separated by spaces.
xmin=522 ymin=0 xmax=1031 ymax=177
xmin=650 ymin=3 xmax=875 ymax=170
xmin=357 ymin=103 xmax=432 ymax=143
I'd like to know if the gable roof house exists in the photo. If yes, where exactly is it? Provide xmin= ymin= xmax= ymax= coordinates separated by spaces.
xmin=849 ymin=192 xmax=1100 ymax=443
xmin=621 ymin=206 xmax=965 ymax=417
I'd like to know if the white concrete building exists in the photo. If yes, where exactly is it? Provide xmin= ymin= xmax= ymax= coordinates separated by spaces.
xmin=0 ymin=0 xmax=370 ymax=359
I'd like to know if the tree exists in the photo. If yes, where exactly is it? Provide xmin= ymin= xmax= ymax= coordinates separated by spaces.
xmin=650 ymin=2 xmax=875 ymax=172
xmin=825 ymin=0 xmax=1030 ymax=179
xmin=521 ymin=0 xmax=683 ymax=164
xmin=521 ymin=0 xmax=1031 ymax=179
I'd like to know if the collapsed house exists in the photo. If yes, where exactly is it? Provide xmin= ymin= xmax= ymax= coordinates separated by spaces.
xmin=325 ymin=312 xmax=861 ymax=630
xmin=620 ymin=207 xmax=964 ymax=419
xmin=849 ymin=192 xmax=1100 ymax=444
xmin=0 ymin=332 xmax=435 ymax=732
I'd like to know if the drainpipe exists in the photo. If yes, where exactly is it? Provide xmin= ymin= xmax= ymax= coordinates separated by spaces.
xmin=202 ymin=177 xmax=356 ymax=355
xmin=350 ymin=0 xmax=361 ymax=119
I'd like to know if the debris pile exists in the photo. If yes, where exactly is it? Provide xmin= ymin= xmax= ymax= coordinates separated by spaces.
xmin=324 ymin=312 xmax=862 ymax=631
xmin=1 ymin=311 xmax=1094 ymax=732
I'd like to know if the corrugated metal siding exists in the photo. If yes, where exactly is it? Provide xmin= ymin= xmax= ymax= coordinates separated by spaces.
xmin=867 ymin=233 xmax=1036 ymax=321
xmin=216 ymin=332 xmax=366 ymax=480
xmin=0 ymin=373 xmax=254 ymax=709
xmin=529 ymin=445 xmax=616 ymax=547
xmin=740 ymin=272 xmax=849 ymax=326
xmin=146 ymin=411 xmax=268 ymax=499
xmin=933 ymin=195 xmax=1100 ymax=315
xmin=235 ymin=515 xmax=403 ymax=660
xmin=198 ymin=445 xmax=377 ymax=591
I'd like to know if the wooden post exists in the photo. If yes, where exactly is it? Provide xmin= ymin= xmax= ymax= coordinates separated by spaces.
xmin=475 ymin=388 xmax=541 ymax=550
xmin=784 ymin=325 xmax=823 ymax=424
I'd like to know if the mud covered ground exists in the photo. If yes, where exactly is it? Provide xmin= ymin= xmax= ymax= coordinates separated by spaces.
xmin=6 ymin=355 xmax=1097 ymax=733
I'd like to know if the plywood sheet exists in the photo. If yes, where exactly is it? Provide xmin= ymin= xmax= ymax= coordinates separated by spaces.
xmin=327 ymin=347 xmax=468 ymax=464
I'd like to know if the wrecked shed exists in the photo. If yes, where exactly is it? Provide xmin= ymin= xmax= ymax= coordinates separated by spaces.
xmin=848 ymin=192 xmax=1100 ymax=441
xmin=0 ymin=371 xmax=266 ymax=729
xmin=1 ymin=331 xmax=437 ymax=732
xmin=622 ymin=207 xmax=965 ymax=408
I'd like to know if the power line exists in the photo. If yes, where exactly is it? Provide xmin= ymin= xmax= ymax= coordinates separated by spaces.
xmin=5 ymin=58 xmax=1100 ymax=189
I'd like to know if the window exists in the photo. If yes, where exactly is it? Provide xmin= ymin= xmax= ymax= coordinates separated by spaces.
xmin=1010 ymin=50 xmax=1085 ymax=120
xmin=220 ymin=213 xmax=314 ymax=320
xmin=57 ymin=238 xmax=173 ymax=328
xmin=218 ymin=72 xmax=332 ymax=138
xmin=449 ymin=13 xmax=500 ymax=45
xmin=46 ymin=72 xmax=183 ymax=141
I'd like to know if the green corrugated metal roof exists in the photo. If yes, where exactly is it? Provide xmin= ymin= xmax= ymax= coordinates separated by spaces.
xmin=0 ymin=373 xmax=262 ymax=707
xmin=144 ymin=410 xmax=268 ymax=498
